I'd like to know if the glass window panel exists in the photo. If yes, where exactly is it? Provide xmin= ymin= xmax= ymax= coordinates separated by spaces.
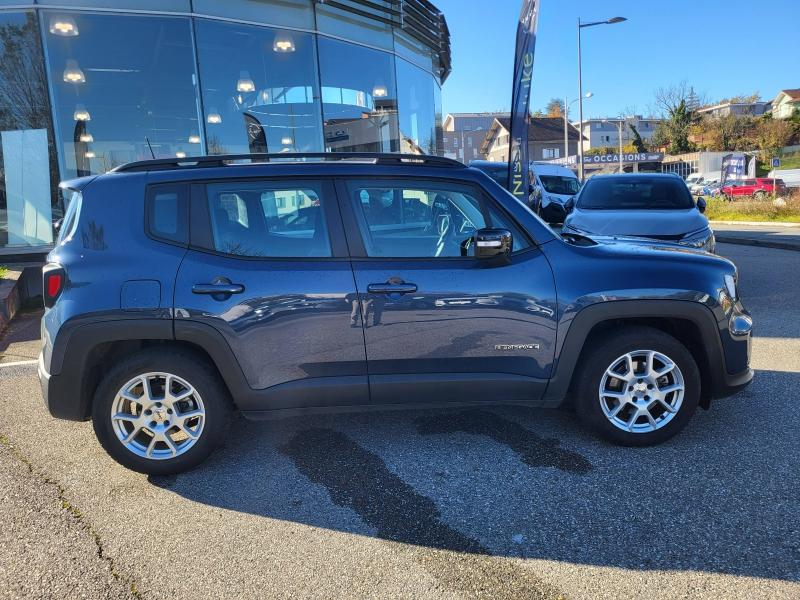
xmin=393 ymin=29 xmax=433 ymax=72
xmin=396 ymin=58 xmax=435 ymax=155
xmin=315 ymin=3 xmax=393 ymax=50
xmin=318 ymin=38 xmax=398 ymax=153
xmin=0 ymin=11 xmax=59 ymax=249
xmin=433 ymin=81 xmax=443 ymax=155
xmin=43 ymin=12 xmax=201 ymax=178
xmin=195 ymin=19 xmax=323 ymax=155
xmin=37 ymin=1 xmax=192 ymax=10
xmin=192 ymin=0 xmax=314 ymax=30
xmin=205 ymin=180 xmax=331 ymax=257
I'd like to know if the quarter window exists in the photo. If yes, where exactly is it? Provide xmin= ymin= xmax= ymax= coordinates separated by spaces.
xmin=346 ymin=180 xmax=529 ymax=258
xmin=205 ymin=181 xmax=331 ymax=258
xmin=146 ymin=184 xmax=188 ymax=245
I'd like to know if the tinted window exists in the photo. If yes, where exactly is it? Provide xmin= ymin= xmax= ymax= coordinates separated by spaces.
xmin=147 ymin=184 xmax=188 ymax=244
xmin=578 ymin=177 xmax=694 ymax=210
xmin=205 ymin=181 xmax=330 ymax=258
xmin=346 ymin=180 xmax=529 ymax=258
xmin=477 ymin=165 xmax=509 ymax=188
xmin=539 ymin=175 xmax=580 ymax=195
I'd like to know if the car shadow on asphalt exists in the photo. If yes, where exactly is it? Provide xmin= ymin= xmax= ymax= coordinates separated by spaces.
xmin=147 ymin=369 xmax=797 ymax=582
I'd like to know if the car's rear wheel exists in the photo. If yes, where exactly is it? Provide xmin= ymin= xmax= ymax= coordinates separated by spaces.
xmin=92 ymin=348 xmax=232 ymax=475
xmin=753 ymin=190 xmax=766 ymax=200
xmin=573 ymin=327 xmax=700 ymax=446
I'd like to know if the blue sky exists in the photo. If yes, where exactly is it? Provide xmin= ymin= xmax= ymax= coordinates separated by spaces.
xmin=434 ymin=0 xmax=799 ymax=119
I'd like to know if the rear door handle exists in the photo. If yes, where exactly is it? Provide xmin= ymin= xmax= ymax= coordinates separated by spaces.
xmin=367 ymin=283 xmax=417 ymax=295
xmin=192 ymin=283 xmax=244 ymax=295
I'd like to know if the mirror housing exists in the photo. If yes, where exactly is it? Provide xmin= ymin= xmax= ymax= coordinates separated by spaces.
xmin=474 ymin=228 xmax=512 ymax=264
xmin=696 ymin=197 xmax=707 ymax=213
xmin=565 ymin=197 xmax=576 ymax=212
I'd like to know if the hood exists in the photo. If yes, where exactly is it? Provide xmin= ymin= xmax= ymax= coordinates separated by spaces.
xmin=565 ymin=208 xmax=708 ymax=238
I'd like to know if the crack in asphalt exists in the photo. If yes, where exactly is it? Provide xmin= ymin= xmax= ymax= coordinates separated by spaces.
xmin=280 ymin=427 xmax=565 ymax=599
xmin=0 ymin=432 xmax=144 ymax=599
xmin=415 ymin=410 xmax=593 ymax=475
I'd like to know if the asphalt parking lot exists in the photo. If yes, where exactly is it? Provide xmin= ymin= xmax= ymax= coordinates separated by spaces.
xmin=1 ymin=242 xmax=798 ymax=600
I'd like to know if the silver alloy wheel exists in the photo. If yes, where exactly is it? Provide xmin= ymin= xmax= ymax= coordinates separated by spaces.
xmin=110 ymin=372 xmax=205 ymax=460
xmin=598 ymin=350 xmax=685 ymax=433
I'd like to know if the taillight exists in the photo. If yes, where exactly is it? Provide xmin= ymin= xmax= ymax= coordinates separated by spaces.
xmin=43 ymin=264 xmax=65 ymax=308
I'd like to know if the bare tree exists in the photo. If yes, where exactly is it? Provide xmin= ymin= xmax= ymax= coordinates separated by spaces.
xmin=653 ymin=80 xmax=706 ymax=116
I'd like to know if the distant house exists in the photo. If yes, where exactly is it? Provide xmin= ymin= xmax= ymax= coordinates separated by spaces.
xmin=573 ymin=116 xmax=664 ymax=152
xmin=481 ymin=117 xmax=583 ymax=162
xmin=771 ymin=89 xmax=800 ymax=119
xmin=442 ymin=112 xmax=509 ymax=163
xmin=696 ymin=100 xmax=772 ymax=119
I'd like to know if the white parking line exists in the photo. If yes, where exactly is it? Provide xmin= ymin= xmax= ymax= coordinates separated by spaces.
xmin=0 ymin=359 xmax=38 ymax=368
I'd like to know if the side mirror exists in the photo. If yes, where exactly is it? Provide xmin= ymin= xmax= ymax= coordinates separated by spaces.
xmin=474 ymin=228 xmax=512 ymax=264
xmin=697 ymin=197 xmax=707 ymax=213
xmin=565 ymin=197 xmax=575 ymax=212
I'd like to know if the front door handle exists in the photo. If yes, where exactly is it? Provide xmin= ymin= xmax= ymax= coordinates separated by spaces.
xmin=192 ymin=283 xmax=244 ymax=295
xmin=367 ymin=282 xmax=417 ymax=295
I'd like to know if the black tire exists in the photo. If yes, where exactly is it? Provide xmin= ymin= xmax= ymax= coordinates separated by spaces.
xmin=572 ymin=326 xmax=700 ymax=446
xmin=91 ymin=348 xmax=233 ymax=475
xmin=753 ymin=191 xmax=766 ymax=200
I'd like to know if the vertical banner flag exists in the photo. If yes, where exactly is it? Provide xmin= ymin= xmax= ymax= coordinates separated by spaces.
xmin=507 ymin=0 xmax=540 ymax=207
xmin=720 ymin=153 xmax=746 ymax=185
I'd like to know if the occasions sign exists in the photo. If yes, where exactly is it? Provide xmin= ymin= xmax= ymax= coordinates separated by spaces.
xmin=582 ymin=152 xmax=664 ymax=164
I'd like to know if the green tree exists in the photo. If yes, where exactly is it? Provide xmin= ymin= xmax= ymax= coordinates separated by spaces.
xmin=754 ymin=118 xmax=794 ymax=162
xmin=545 ymin=98 xmax=564 ymax=118
xmin=628 ymin=124 xmax=648 ymax=152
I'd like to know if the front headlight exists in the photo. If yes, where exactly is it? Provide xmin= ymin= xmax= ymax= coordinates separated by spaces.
xmin=680 ymin=227 xmax=714 ymax=249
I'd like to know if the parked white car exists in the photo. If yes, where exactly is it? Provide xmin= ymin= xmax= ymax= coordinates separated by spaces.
xmin=768 ymin=169 xmax=800 ymax=189
xmin=685 ymin=172 xmax=720 ymax=195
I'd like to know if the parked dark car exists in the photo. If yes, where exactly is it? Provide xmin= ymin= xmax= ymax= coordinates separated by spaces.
xmin=563 ymin=173 xmax=716 ymax=252
xmin=40 ymin=154 xmax=752 ymax=474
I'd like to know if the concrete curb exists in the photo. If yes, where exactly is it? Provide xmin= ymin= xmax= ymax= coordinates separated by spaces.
xmin=710 ymin=220 xmax=800 ymax=228
xmin=716 ymin=236 xmax=800 ymax=252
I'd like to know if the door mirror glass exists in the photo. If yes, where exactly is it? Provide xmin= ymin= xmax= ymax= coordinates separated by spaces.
xmin=565 ymin=197 xmax=575 ymax=212
xmin=696 ymin=197 xmax=707 ymax=213
xmin=474 ymin=228 xmax=512 ymax=261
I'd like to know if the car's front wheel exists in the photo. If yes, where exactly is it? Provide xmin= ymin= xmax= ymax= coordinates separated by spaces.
xmin=92 ymin=348 xmax=232 ymax=475
xmin=573 ymin=327 xmax=700 ymax=446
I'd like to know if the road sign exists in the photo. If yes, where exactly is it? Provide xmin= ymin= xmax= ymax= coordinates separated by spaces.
xmin=772 ymin=157 xmax=781 ymax=168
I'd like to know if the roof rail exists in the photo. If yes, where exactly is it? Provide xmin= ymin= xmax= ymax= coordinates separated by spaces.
xmin=111 ymin=152 xmax=464 ymax=173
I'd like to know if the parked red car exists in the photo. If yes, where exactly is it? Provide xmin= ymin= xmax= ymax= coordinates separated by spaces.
xmin=721 ymin=178 xmax=786 ymax=199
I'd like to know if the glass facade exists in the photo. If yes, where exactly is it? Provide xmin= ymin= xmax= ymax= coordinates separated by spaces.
xmin=0 ymin=1 xmax=447 ymax=254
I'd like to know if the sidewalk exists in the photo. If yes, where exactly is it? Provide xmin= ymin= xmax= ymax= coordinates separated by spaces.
xmin=711 ymin=221 xmax=800 ymax=251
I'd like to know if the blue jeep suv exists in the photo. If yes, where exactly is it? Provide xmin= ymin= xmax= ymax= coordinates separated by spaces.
xmin=39 ymin=153 xmax=753 ymax=474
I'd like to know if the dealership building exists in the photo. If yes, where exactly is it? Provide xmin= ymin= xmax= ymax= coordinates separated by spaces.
xmin=0 ymin=0 xmax=450 ymax=256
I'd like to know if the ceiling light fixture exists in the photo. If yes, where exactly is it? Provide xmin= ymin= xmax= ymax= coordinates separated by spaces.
xmin=73 ymin=104 xmax=90 ymax=121
xmin=237 ymin=71 xmax=256 ymax=93
xmin=273 ymin=37 xmax=295 ymax=52
xmin=175 ymin=151 xmax=186 ymax=158
xmin=49 ymin=16 xmax=79 ymax=37
xmin=372 ymin=85 xmax=388 ymax=98
xmin=188 ymin=134 xmax=201 ymax=144
xmin=281 ymin=136 xmax=293 ymax=145
xmin=206 ymin=108 xmax=222 ymax=124
xmin=63 ymin=59 xmax=85 ymax=83
xmin=79 ymin=132 xmax=93 ymax=143
xmin=85 ymin=151 xmax=95 ymax=158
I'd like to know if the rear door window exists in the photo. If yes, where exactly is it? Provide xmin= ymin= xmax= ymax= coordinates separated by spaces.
xmin=203 ymin=180 xmax=332 ymax=258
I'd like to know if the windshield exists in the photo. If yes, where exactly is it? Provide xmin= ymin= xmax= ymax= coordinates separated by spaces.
xmin=539 ymin=175 xmax=580 ymax=195
xmin=577 ymin=176 xmax=695 ymax=210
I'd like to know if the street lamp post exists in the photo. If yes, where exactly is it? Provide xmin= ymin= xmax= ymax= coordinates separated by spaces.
xmin=565 ymin=93 xmax=592 ymax=166
xmin=577 ymin=16 xmax=627 ymax=181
